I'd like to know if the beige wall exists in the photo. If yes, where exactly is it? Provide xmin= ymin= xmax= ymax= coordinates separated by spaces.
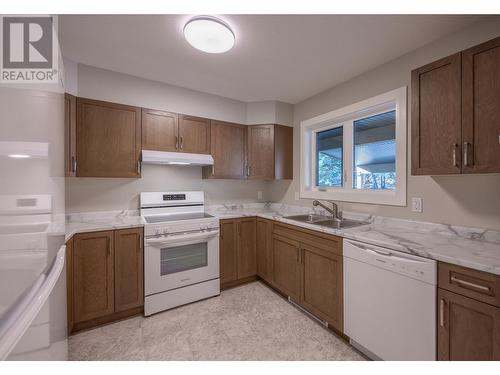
xmin=66 ymin=64 xmax=269 ymax=213
xmin=246 ymin=100 xmax=294 ymax=126
xmin=269 ymin=16 xmax=500 ymax=230
xmin=66 ymin=165 xmax=268 ymax=212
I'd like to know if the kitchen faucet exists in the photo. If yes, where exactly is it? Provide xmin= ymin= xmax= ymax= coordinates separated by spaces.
xmin=312 ymin=200 xmax=340 ymax=220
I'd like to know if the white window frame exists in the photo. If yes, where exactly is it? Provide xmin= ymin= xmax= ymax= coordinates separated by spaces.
xmin=300 ymin=86 xmax=407 ymax=206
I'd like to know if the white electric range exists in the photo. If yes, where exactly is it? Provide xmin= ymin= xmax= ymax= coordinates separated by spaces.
xmin=140 ymin=191 xmax=220 ymax=316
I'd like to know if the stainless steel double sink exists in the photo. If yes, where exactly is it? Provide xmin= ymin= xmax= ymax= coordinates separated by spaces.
xmin=283 ymin=214 xmax=368 ymax=229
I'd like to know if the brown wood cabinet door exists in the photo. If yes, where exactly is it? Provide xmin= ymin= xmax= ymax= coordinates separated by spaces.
xmin=247 ymin=124 xmax=275 ymax=179
xmin=411 ymin=53 xmax=462 ymax=175
xmin=178 ymin=114 xmax=211 ymax=154
xmin=66 ymin=238 xmax=74 ymax=333
xmin=256 ymin=218 xmax=273 ymax=283
xmin=73 ymin=231 xmax=114 ymax=323
xmin=204 ymin=120 xmax=246 ymax=179
xmin=300 ymin=243 xmax=343 ymax=331
xmin=272 ymin=234 xmax=300 ymax=301
xmin=220 ymin=220 xmax=238 ymax=284
xmin=142 ymin=109 xmax=178 ymax=152
xmin=65 ymin=93 xmax=77 ymax=177
xmin=462 ymin=36 xmax=500 ymax=174
xmin=274 ymin=125 xmax=293 ymax=179
xmin=114 ymin=228 xmax=144 ymax=312
xmin=236 ymin=218 xmax=257 ymax=279
xmin=76 ymin=98 xmax=141 ymax=177
xmin=438 ymin=288 xmax=500 ymax=360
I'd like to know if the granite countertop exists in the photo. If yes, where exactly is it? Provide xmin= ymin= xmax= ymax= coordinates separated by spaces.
xmin=62 ymin=203 xmax=500 ymax=276
xmin=208 ymin=203 xmax=500 ymax=276
xmin=61 ymin=210 xmax=145 ymax=242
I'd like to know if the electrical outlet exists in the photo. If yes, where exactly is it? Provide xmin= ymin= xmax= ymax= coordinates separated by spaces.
xmin=411 ymin=197 xmax=423 ymax=213
xmin=257 ymin=191 xmax=263 ymax=200
xmin=294 ymin=192 xmax=300 ymax=201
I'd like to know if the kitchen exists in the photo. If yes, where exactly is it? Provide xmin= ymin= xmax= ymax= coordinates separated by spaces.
xmin=1 ymin=3 xmax=500 ymax=371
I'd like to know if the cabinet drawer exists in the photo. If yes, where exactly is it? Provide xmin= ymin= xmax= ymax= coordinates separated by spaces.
xmin=273 ymin=222 xmax=342 ymax=256
xmin=438 ymin=262 xmax=500 ymax=307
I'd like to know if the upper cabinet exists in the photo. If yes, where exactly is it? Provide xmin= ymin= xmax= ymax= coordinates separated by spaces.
xmin=411 ymin=36 xmax=500 ymax=175
xmin=411 ymin=54 xmax=462 ymax=175
xmin=67 ymin=94 xmax=292 ymax=180
xmin=178 ymin=114 xmax=211 ymax=154
xmin=64 ymin=93 xmax=77 ymax=177
xmin=203 ymin=120 xmax=247 ymax=179
xmin=142 ymin=112 xmax=210 ymax=154
xmin=142 ymin=109 xmax=179 ymax=152
xmin=247 ymin=124 xmax=293 ymax=180
xmin=76 ymin=98 xmax=142 ymax=178
xmin=462 ymin=37 xmax=500 ymax=174
xmin=247 ymin=124 xmax=275 ymax=179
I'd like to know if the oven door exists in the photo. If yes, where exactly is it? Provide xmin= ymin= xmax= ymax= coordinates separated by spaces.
xmin=144 ymin=230 xmax=219 ymax=295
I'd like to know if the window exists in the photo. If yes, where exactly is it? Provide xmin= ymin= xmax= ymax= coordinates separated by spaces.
xmin=300 ymin=87 xmax=407 ymax=206
xmin=353 ymin=111 xmax=396 ymax=190
xmin=316 ymin=127 xmax=343 ymax=187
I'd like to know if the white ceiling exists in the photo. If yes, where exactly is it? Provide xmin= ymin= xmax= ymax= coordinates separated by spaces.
xmin=59 ymin=15 xmax=482 ymax=104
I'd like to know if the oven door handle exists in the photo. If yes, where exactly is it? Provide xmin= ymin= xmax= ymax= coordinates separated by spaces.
xmin=145 ymin=230 xmax=219 ymax=247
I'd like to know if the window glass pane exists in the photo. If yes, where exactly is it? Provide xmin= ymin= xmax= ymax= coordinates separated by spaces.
xmin=316 ymin=126 xmax=343 ymax=187
xmin=160 ymin=243 xmax=207 ymax=275
xmin=353 ymin=110 xmax=396 ymax=190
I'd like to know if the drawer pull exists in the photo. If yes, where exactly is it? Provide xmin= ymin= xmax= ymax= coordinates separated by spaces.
xmin=451 ymin=276 xmax=490 ymax=292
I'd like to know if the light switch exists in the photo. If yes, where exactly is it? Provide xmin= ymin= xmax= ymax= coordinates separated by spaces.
xmin=411 ymin=197 xmax=423 ymax=213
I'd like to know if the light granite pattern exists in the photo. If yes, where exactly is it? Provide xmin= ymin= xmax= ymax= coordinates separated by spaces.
xmin=208 ymin=203 xmax=500 ymax=276
xmin=69 ymin=281 xmax=364 ymax=361
xmin=63 ymin=210 xmax=145 ymax=241
xmin=62 ymin=203 xmax=500 ymax=275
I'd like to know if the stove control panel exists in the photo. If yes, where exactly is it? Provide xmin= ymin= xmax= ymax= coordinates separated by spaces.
xmin=163 ymin=194 xmax=186 ymax=201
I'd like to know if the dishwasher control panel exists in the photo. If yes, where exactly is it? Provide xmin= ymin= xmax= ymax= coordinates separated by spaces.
xmin=343 ymin=239 xmax=437 ymax=284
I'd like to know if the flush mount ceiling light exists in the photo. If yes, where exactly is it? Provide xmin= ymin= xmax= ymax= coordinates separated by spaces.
xmin=183 ymin=16 xmax=235 ymax=54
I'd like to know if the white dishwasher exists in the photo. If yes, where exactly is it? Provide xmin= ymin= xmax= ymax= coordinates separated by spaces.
xmin=343 ymin=239 xmax=437 ymax=361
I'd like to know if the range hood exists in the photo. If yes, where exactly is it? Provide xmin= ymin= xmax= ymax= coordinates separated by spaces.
xmin=141 ymin=150 xmax=214 ymax=166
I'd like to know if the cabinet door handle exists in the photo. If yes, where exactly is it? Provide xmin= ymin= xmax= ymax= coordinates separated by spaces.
xmin=246 ymin=165 xmax=251 ymax=177
xmin=175 ymin=136 xmax=179 ymax=150
xmin=180 ymin=136 xmax=184 ymax=150
xmin=439 ymin=298 xmax=445 ymax=327
xmin=452 ymin=144 xmax=458 ymax=167
xmin=71 ymin=156 xmax=76 ymax=173
xmin=211 ymin=165 xmax=215 ymax=176
xmin=463 ymin=142 xmax=470 ymax=167
xmin=451 ymin=276 xmax=490 ymax=292
xmin=137 ymin=160 xmax=141 ymax=175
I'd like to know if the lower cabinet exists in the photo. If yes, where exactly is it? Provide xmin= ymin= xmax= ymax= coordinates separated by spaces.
xmin=114 ymin=228 xmax=144 ymax=312
xmin=301 ymin=243 xmax=343 ymax=330
xmin=272 ymin=222 xmax=343 ymax=332
xmin=219 ymin=217 xmax=257 ymax=288
xmin=437 ymin=262 xmax=500 ymax=360
xmin=256 ymin=218 xmax=273 ymax=284
xmin=272 ymin=234 xmax=301 ymax=301
xmin=438 ymin=288 xmax=500 ymax=360
xmin=219 ymin=220 xmax=238 ymax=284
xmin=237 ymin=218 xmax=257 ymax=279
xmin=67 ymin=227 xmax=143 ymax=334
xmin=72 ymin=230 xmax=115 ymax=324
